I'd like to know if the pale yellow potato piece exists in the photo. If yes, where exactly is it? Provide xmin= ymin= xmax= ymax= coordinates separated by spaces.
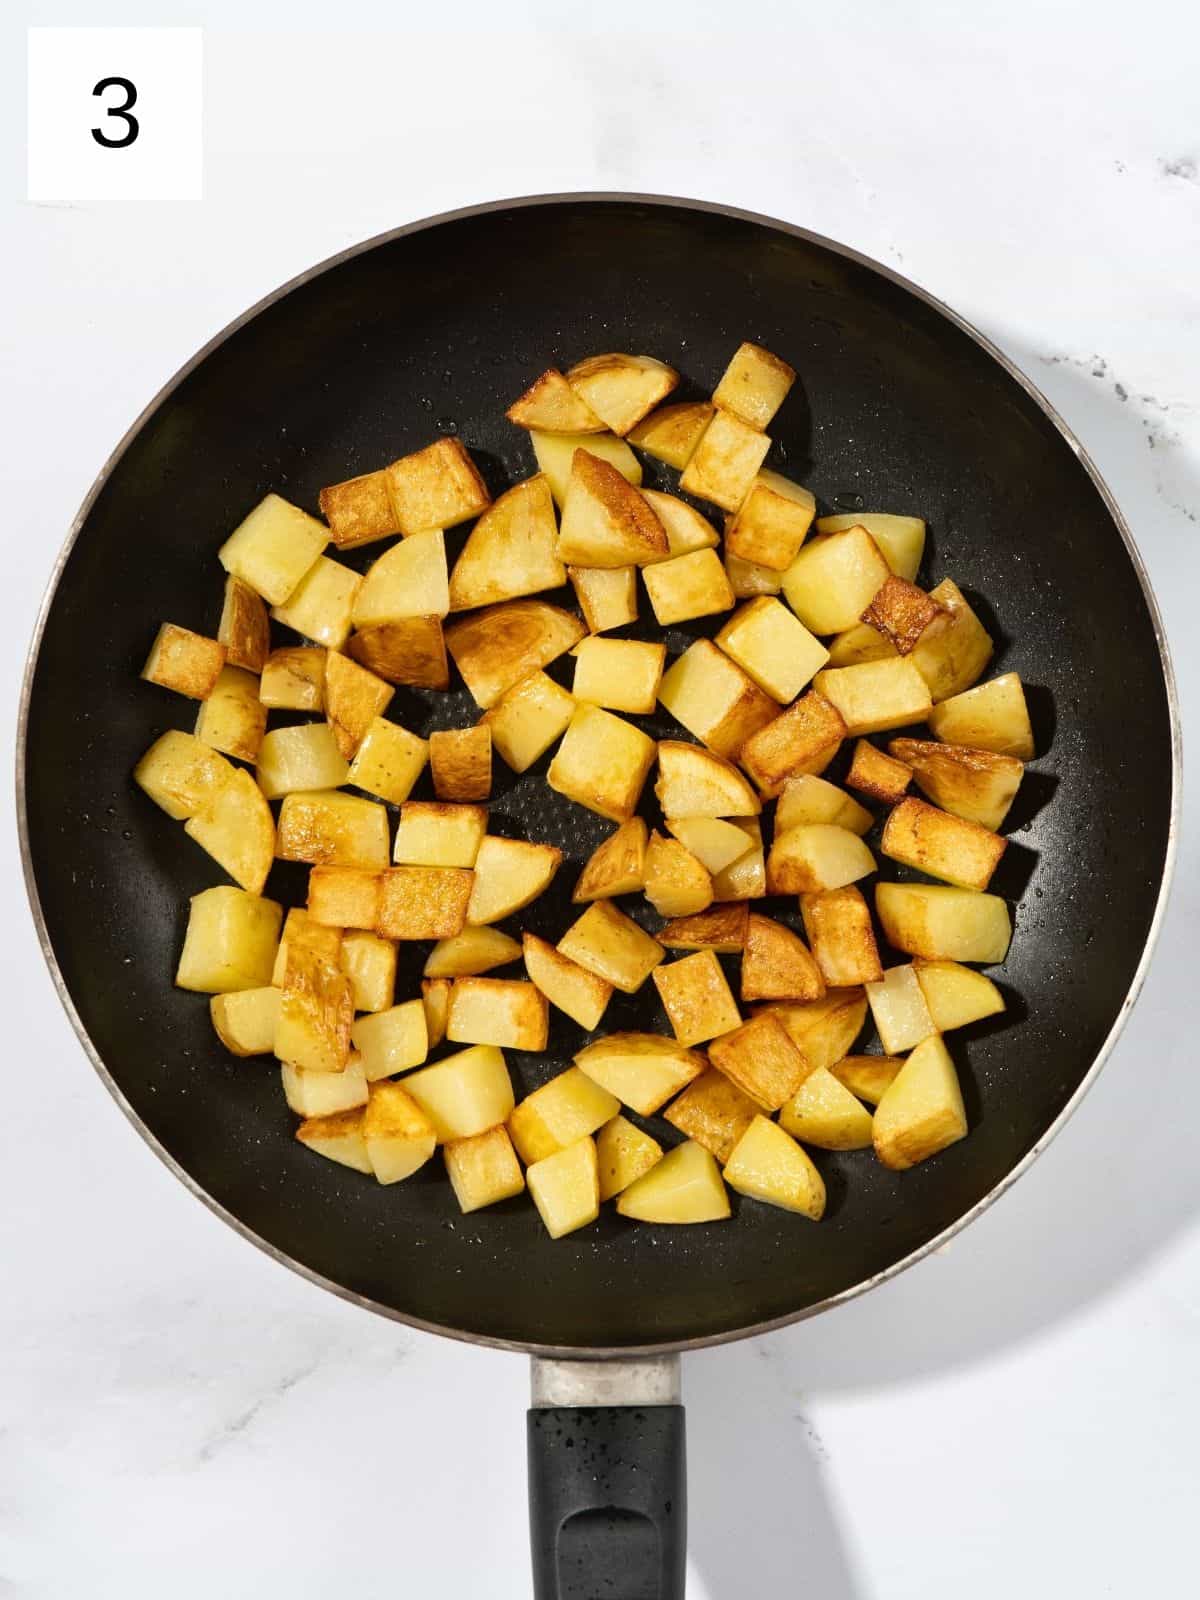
xmin=617 ymin=1140 xmax=730 ymax=1223
xmin=814 ymin=512 xmax=925 ymax=582
xmin=658 ymin=640 xmax=777 ymax=760
xmin=565 ymin=353 xmax=679 ymax=436
xmin=781 ymin=526 xmax=891 ymax=635
xmin=482 ymin=670 xmax=576 ymax=772
xmin=643 ymin=831 xmax=713 ymax=918
xmin=375 ymin=866 xmax=473 ymax=940
xmin=889 ymin=737 xmax=1023 ymax=832
xmin=507 ymin=368 xmax=606 ymax=433
xmin=421 ymin=977 xmax=451 ymax=1047
xmin=664 ymin=817 xmax=753 ymax=876
xmin=134 ymin=730 xmax=234 ymax=820
xmin=282 ymin=1056 xmax=368 ymax=1119
xmin=218 ymin=575 xmax=270 ymax=673
xmin=351 ymin=999 xmax=429 ymax=1082
xmin=444 ymin=1125 xmax=526 ymax=1213
xmin=183 ymin=768 xmax=276 ymax=894
xmin=403 ymin=1045 xmax=515 ymax=1143
xmin=639 ymin=491 xmax=720 ymax=559
xmin=448 ymin=476 xmax=565 ymax=610
xmin=466 ymin=836 xmax=562 ymax=925
xmin=913 ymin=959 xmax=1005 ymax=1031
xmin=800 ymin=887 xmax=883 ymax=987
xmin=445 ymin=600 xmax=585 ymax=709
xmin=528 ymin=1137 xmax=600 ymax=1239
xmin=306 ymin=866 xmax=381 ymax=931
xmin=574 ymin=1033 xmax=705 ymax=1117
xmin=873 ymin=1034 xmax=968 ymax=1170
xmin=271 ymin=555 xmax=361 ymax=647
xmin=210 ymin=986 xmax=280 ymax=1057
xmin=662 ymin=1070 xmax=758 ymax=1164
xmin=259 ymin=646 xmax=326 ymax=710
xmin=725 ymin=471 xmax=815 ymax=571
xmin=741 ymin=913 xmax=825 ymax=1004
xmin=362 ymin=1081 xmax=438 ymax=1184
xmin=908 ymin=579 xmax=994 ymax=701
xmin=627 ymin=401 xmax=714 ymax=469
xmin=531 ymin=430 xmax=641 ymax=508
xmin=596 ymin=1116 xmax=663 ymax=1202
xmin=429 ymin=725 xmax=492 ymax=802
xmin=715 ymin=596 xmax=829 ymax=703
xmin=710 ymin=818 xmax=766 ymax=901
xmin=572 ymin=819 xmax=649 ymax=903
xmin=424 ymin=926 xmax=522 ymax=979
xmin=769 ymin=989 xmax=869 ymax=1072
xmin=569 ymin=564 xmax=639 ymax=633
xmin=571 ymin=637 xmax=666 ymax=715
xmin=347 ymin=717 xmax=429 ymax=805
xmin=881 ymin=797 xmax=1006 ymax=892
xmin=392 ymin=801 xmax=486 ymax=869
xmin=194 ymin=666 xmax=266 ymax=762
xmin=218 ymin=494 xmax=327 ymax=606
xmin=865 ymin=965 xmax=937 ymax=1055
xmin=276 ymin=790 xmax=390 ymax=869
xmin=382 ymin=438 xmax=490 ymax=535
xmin=738 ymin=691 xmax=846 ymax=797
xmin=927 ymin=672 xmax=1036 ymax=760
xmin=295 ymin=1108 xmax=372 ymax=1174
xmin=775 ymin=774 xmax=872 ymax=836
xmin=642 ymin=549 xmax=735 ymax=626
xmin=680 ymin=410 xmax=771 ymax=512
xmin=654 ymin=741 xmax=761 ymax=819
xmin=724 ymin=1116 xmax=825 ymax=1220
xmin=446 ymin=977 xmax=549 ymax=1052
xmin=324 ymin=652 xmax=394 ymax=759
xmin=813 ymin=658 xmax=933 ymax=735
xmin=766 ymin=824 xmax=876 ymax=894
xmin=547 ymin=705 xmax=656 ymax=823
xmin=340 ymin=931 xmax=396 ymax=1013
xmin=556 ymin=449 xmax=668 ymax=567
xmin=508 ymin=1068 xmax=620 ymax=1165
xmin=351 ymin=529 xmax=449 ymax=626
xmin=708 ymin=1012 xmax=813 ymax=1111
xmin=523 ymin=934 xmax=613 ymax=1031
xmin=875 ymin=883 xmax=1012 ymax=964
xmin=826 ymin=622 xmax=896 ymax=667
xmin=557 ymin=902 xmax=664 ymax=993
xmin=778 ymin=1066 xmax=875 ymax=1150
xmin=725 ymin=541 xmax=785 ymax=599
xmin=652 ymin=950 xmax=741 ymax=1047
xmin=712 ymin=342 xmax=796 ymax=430
xmin=319 ymin=468 xmax=399 ymax=551
xmin=257 ymin=723 xmax=349 ymax=799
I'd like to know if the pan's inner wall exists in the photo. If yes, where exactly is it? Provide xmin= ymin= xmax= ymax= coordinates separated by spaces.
xmin=25 ymin=201 xmax=1174 ymax=1349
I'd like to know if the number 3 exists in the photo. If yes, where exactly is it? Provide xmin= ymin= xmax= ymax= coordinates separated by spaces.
xmin=92 ymin=77 xmax=139 ymax=148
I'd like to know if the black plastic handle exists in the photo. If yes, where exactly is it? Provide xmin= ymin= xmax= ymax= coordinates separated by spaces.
xmin=528 ymin=1404 xmax=686 ymax=1600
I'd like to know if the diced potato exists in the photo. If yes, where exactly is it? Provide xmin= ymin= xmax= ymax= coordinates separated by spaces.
xmin=276 ymin=791 xmax=390 ymax=869
xmin=424 ymin=926 xmax=522 ymax=979
xmin=429 ymin=726 xmax=492 ymax=802
xmin=573 ymin=818 xmax=648 ymax=903
xmin=507 ymin=368 xmax=606 ymax=433
xmin=547 ymin=705 xmax=656 ymax=822
xmin=466 ymin=836 xmax=562 ymax=925
xmin=556 ymin=449 xmax=668 ymax=567
xmin=218 ymin=575 xmax=270 ymax=673
xmin=574 ymin=1033 xmax=705 ymax=1116
xmin=775 ymin=774 xmax=872 ymax=836
xmin=814 ymin=512 xmax=925 ymax=582
xmin=865 ymin=964 xmax=936 ymax=1054
xmin=346 ymin=716 xmax=428 ymax=804
xmin=325 ymin=652 xmax=394 ymax=759
xmin=565 ymin=353 xmax=679 ymax=437
xmin=275 ymin=943 xmax=354 ymax=1074
xmin=708 ymin=1012 xmax=813 ymax=1110
xmin=741 ymin=912 xmax=824 ymax=1003
xmin=557 ymin=901 xmax=664 ymax=993
xmin=259 ymin=646 xmax=326 ymax=710
xmin=271 ymin=555 xmax=361 ymax=648
xmin=571 ymin=637 xmax=666 ymax=714
xmin=376 ymin=866 xmax=473 ymax=940
xmin=738 ymin=691 xmax=846 ymax=797
xmin=184 ymin=768 xmax=275 ymax=894
xmin=383 ymin=438 xmax=491 ymax=535
xmin=643 ymin=831 xmax=713 ymax=918
xmin=826 ymin=621 xmax=895 ymax=667
xmin=531 ymin=429 xmax=642 ymax=508
xmin=446 ymin=600 xmax=585 ymax=709
xmin=712 ymin=341 xmax=796 ymax=430
xmin=257 ymin=723 xmax=349 ymax=799
xmin=403 ymin=1044 xmax=515 ymax=1143
xmin=889 ymin=737 xmax=1022 ymax=831
xmin=663 ymin=1069 xmax=758 ymax=1163
xmin=210 ymin=986 xmax=280 ymax=1057
xmin=448 ymin=476 xmax=564 ymax=610
xmin=907 ymin=579 xmax=994 ymax=700
xmin=768 ymin=988 xmax=868 ymax=1071
xmin=726 ymin=472 xmax=815 ymax=571
xmin=846 ymin=739 xmax=911 ymax=804
xmin=482 ymin=670 xmax=576 ymax=772
xmin=307 ymin=866 xmax=381 ymax=930
xmin=813 ymin=658 xmax=932 ymax=735
xmin=596 ymin=1116 xmax=663 ymax=1202
xmin=778 ymin=1067 xmax=874 ymax=1150
xmin=218 ymin=494 xmax=327 ymax=607
xmin=655 ymin=740 xmax=761 ymax=820
xmin=643 ymin=549 xmax=734 ymax=626
xmin=340 ymin=931 xmax=396 ymax=1013
xmin=881 ymin=797 xmax=1006 ymax=891
xmin=710 ymin=818 xmax=766 ymax=901
xmin=346 ymin=619 xmax=450 ymax=690
xmin=295 ymin=1107 xmax=372 ymax=1174
xmin=194 ymin=665 xmax=267 ymax=762
xmin=569 ymin=564 xmax=638 ymax=633
xmin=800 ymin=886 xmax=883 ymax=986
xmin=723 ymin=1115 xmax=825 ymax=1220
xmin=927 ymin=672 xmax=1035 ymax=759
xmin=142 ymin=623 xmax=226 ymax=701
xmin=715 ymin=597 xmax=829 ymax=704
xmin=679 ymin=410 xmax=772 ymax=511
xmin=627 ymin=401 xmax=714 ymax=469
xmin=272 ymin=908 xmax=342 ymax=986
xmin=282 ymin=1056 xmax=368 ymax=1119
xmin=725 ymin=549 xmax=784 ymax=599
xmin=523 ymin=933 xmax=613 ymax=1031
xmin=421 ymin=977 xmax=451 ymax=1046
xmin=362 ymin=1081 xmax=438 ymax=1183
xmin=658 ymin=640 xmax=778 ymax=760
xmin=617 ymin=1140 xmax=730 ymax=1223
xmin=766 ymin=824 xmax=876 ymax=895
xmin=508 ymin=1067 xmax=619 ymax=1164
xmin=351 ymin=529 xmax=449 ymax=627
xmin=781 ymin=525 xmax=892 ymax=635
xmin=135 ymin=730 xmax=233 ymax=820
xmin=873 ymin=1034 xmax=968 ymax=1170
xmin=659 ymin=903 xmax=749 ymax=953
xmin=830 ymin=1054 xmax=903 ymax=1106
xmin=527 ymin=1138 xmax=600 ymax=1239
xmin=444 ymin=1125 xmax=526 ymax=1213
xmin=447 ymin=977 xmax=549 ymax=1051
xmin=875 ymin=883 xmax=1012 ymax=963
xmin=664 ymin=817 xmax=753 ymax=876
xmin=639 ymin=491 xmax=720 ymax=560
xmin=914 ymin=959 xmax=1005 ymax=1030
xmin=351 ymin=999 xmax=429 ymax=1082
xmin=860 ymin=576 xmax=942 ymax=655
xmin=652 ymin=950 xmax=741 ymax=1047
xmin=318 ymin=468 xmax=399 ymax=551
xmin=392 ymin=802 xmax=486 ymax=869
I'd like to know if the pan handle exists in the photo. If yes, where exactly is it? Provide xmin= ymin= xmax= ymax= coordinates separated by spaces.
xmin=528 ymin=1355 xmax=685 ymax=1600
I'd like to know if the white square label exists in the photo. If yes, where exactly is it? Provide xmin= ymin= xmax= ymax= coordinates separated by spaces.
xmin=27 ymin=27 xmax=203 ymax=204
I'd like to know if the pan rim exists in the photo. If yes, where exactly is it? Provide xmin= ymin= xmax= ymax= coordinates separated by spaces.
xmin=16 ymin=190 xmax=1182 ymax=1359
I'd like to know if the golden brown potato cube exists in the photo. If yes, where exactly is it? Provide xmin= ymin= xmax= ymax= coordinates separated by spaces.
xmin=506 ymin=368 xmax=606 ymax=433
xmin=194 ymin=666 xmax=267 ymax=762
xmin=272 ymin=907 xmax=343 ymax=987
xmin=421 ymin=976 xmax=451 ymax=1046
xmin=134 ymin=729 xmax=234 ymax=821
xmin=527 ymin=1138 xmax=600 ymax=1239
xmin=826 ymin=621 xmax=896 ymax=667
xmin=865 ymin=963 xmax=936 ymax=1055
xmin=294 ymin=1107 xmax=372 ymax=1174
xmin=482 ymin=670 xmax=576 ymax=773
xmin=725 ymin=471 xmax=815 ymax=571
xmin=447 ymin=977 xmax=549 ymax=1052
xmin=571 ymin=637 xmax=667 ymax=715
xmin=376 ymin=866 xmax=473 ymax=941
xmin=565 ymin=353 xmax=679 ymax=436
xmin=178 ymin=888 xmax=279 ymax=996
xmin=658 ymin=640 xmax=778 ymax=760
xmin=738 ymin=690 xmax=846 ymax=797
xmin=446 ymin=599 xmax=585 ymax=709
xmin=742 ymin=913 xmax=825 ymax=1003
xmin=210 ymin=985 xmax=280 ymax=1057
xmin=271 ymin=555 xmax=361 ymax=649
xmin=708 ymin=1012 xmax=813 ymax=1110
xmin=781 ymin=525 xmax=892 ymax=635
xmin=627 ymin=400 xmax=715 ymax=469
xmin=569 ymin=564 xmax=638 ymax=633
xmin=351 ymin=998 xmax=429 ymax=1081
xmin=709 ymin=818 xmax=766 ymax=901
xmin=642 ymin=549 xmax=734 ymax=626
xmin=347 ymin=618 xmax=450 ymax=690
xmin=325 ymin=652 xmax=394 ymax=759
xmin=218 ymin=576 xmax=269 ymax=673
xmin=663 ymin=1069 xmax=758 ymax=1163
xmin=652 ymin=950 xmax=741 ymax=1047
xmin=724 ymin=1115 xmax=825 ymax=1218
xmin=712 ymin=341 xmax=796 ymax=430
xmin=395 ymin=1044 xmax=515 ymax=1143
xmin=259 ymin=646 xmax=326 ymax=710
xmin=318 ymin=468 xmax=399 ymax=550
xmin=508 ymin=1068 xmax=619 ymax=1164
xmin=532 ymin=430 xmax=642 ymax=507
xmin=307 ymin=866 xmax=381 ymax=931
xmin=282 ymin=1057 xmax=368 ymax=1120
xmin=679 ymin=410 xmax=772 ymax=512
xmin=596 ymin=1115 xmax=663 ymax=1202
xmin=218 ymin=494 xmax=327 ymax=606
xmin=275 ymin=944 xmax=354 ymax=1074
xmin=257 ymin=723 xmax=349 ymax=799
xmin=362 ymin=1081 xmax=438 ymax=1183
xmin=775 ymin=773 xmax=873 ymax=835
xmin=616 ymin=1140 xmax=730 ymax=1223
xmin=767 ymin=987 xmax=868 ymax=1071
xmin=276 ymin=790 xmax=390 ymax=869
xmin=908 ymin=578 xmax=994 ymax=701
xmin=875 ymin=883 xmax=1012 ymax=963
xmin=873 ymin=1034 xmax=968 ymax=1171
xmin=383 ymin=437 xmax=491 ymax=535
xmin=448 ymin=476 xmax=564 ymax=611
xmin=888 ymin=737 xmax=1022 ymax=831
xmin=861 ymin=575 xmax=943 ymax=655
xmin=814 ymin=511 xmax=926 ymax=581
xmin=881 ymin=797 xmax=1007 ymax=891
xmin=715 ymin=596 xmax=830 ymax=705
xmin=800 ymin=887 xmax=884 ymax=986
xmin=927 ymin=672 xmax=1035 ymax=759
xmin=183 ymin=768 xmax=275 ymax=895
xmin=346 ymin=716 xmax=428 ymax=804
xmin=523 ymin=933 xmax=613 ymax=1031
xmin=643 ymin=831 xmax=713 ymax=918
xmin=639 ymin=492 xmax=720 ymax=559
xmin=846 ymin=739 xmax=912 ymax=803
xmin=429 ymin=725 xmax=492 ymax=801
xmin=392 ymin=802 xmax=486 ymax=869
xmin=142 ymin=623 xmax=226 ymax=700
xmin=725 ymin=548 xmax=784 ymax=600
xmin=812 ymin=658 xmax=932 ymax=735
xmin=424 ymin=926 xmax=522 ymax=979
xmin=659 ymin=903 xmax=749 ymax=953
xmin=572 ymin=818 xmax=648 ymax=902
xmin=654 ymin=741 xmax=761 ymax=819
xmin=574 ymin=1033 xmax=705 ymax=1117
xmin=830 ymin=1054 xmax=903 ymax=1107
xmin=547 ymin=705 xmax=656 ymax=823
xmin=466 ymin=837 xmax=562 ymax=925
xmin=556 ymin=450 xmax=668 ymax=567
xmin=444 ymin=1125 xmax=526 ymax=1213
xmin=557 ymin=901 xmax=663 ymax=993
xmin=340 ymin=931 xmax=396 ymax=1013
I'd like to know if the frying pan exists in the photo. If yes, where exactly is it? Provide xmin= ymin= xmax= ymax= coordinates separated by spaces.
xmin=18 ymin=194 xmax=1179 ymax=1598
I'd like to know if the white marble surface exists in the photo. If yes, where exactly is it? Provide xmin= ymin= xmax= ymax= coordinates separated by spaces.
xmin=5 ymin=3 xmax=1199 ymax=1595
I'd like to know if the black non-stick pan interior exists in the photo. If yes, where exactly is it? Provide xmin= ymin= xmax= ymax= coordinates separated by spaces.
xmin=22 ymin=198 xmax=1175 ymax=1351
